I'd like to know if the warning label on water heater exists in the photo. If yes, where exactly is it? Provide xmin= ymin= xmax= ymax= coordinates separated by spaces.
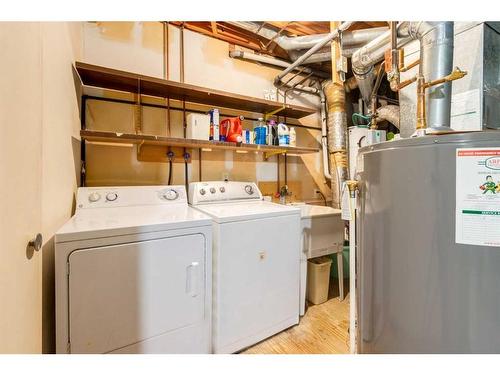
xmin=456 ymin=148 xmax=500 ymax=247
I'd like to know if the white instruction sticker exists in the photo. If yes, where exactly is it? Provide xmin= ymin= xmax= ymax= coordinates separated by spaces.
xmin=450 ymin=89 xmax=481 ymax=131
xmin=456 ymin=148 xmax=500 ymax=247
xmin=341 ymin=183 xmax=353 ymax=221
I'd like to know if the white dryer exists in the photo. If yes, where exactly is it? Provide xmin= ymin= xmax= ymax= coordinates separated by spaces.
xmin=188 ymin=181 xmax=301 ymax=353
xmin=55 ymin=186 xmax=212 ymax=354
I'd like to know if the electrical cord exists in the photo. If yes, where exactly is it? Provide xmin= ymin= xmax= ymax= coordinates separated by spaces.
xmin=167 ymin=150 xmax=174 ymax=185
xmin=184 ymin=151 xmax=190 ymax=192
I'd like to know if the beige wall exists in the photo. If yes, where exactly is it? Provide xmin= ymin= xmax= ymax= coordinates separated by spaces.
xmin=81 ymin=22 xmax=328 ymax=201
xmin=0 ymin=22 xmax=81 ymax=353
xmin=40 ymin=22 xmax=82 ymax=353
xmin=0 ymin=22 xmax=43 ymax=353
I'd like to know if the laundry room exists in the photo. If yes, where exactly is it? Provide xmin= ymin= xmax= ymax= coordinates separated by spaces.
xmin=2 ymin=1 xmax=500 ymax=373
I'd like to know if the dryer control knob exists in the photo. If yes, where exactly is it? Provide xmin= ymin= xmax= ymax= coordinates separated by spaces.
xmin=210 ymin=187 xmax=216 ymax=194
xmin=88 ymin=192 xmax=101 ymax=202
xmin=245 ymin=185 xmax=254 ymax=195
xmin=163 ymin=189 xmax=179 ymax=201
xmin=106 ymin=192 xmax=118 ymax=201
xmin=219 ymin=186 xmax=226 ymax=193
xmin=200 ymin=188 xmax=206 ymax=196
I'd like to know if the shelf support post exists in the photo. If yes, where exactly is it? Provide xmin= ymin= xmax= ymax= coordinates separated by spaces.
xmin=264 ymin=105 xmax=286 ymax=121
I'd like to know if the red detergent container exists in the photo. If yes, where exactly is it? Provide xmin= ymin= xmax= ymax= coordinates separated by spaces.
xmin=220 ymin=115 xmax=243 ymax=143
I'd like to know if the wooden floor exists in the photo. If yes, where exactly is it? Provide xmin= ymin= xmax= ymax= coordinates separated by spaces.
xmin=241 ymin=278 xmax=350 ymax=354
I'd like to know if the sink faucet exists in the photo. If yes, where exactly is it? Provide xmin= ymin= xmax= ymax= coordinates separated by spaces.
xmin=279 ymin=185 xmax=290 ymax=205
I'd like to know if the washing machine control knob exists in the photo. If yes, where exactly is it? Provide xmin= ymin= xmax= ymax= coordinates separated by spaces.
xmin=163 ymin=189 xmax=179 ymax=201
xmin=106 ymin=192 xmax=118 ymax=202
xmin=219 ymin=186 xmax=225 ymax=193
xmin=199 ymin=188 xmax=206 ymax=196
xmin=245 ymin=185 xmax=254 ymax=195
xmin=210 ymin=187 xmax=216 ymax=194
xmin=88 ymin=192 xmax=101 ymax=202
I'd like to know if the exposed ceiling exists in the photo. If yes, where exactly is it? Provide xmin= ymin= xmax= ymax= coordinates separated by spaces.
xmin=169 ymin=21 xmax=388 ymax=63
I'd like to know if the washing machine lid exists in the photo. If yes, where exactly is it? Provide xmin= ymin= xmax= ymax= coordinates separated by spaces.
xmin=192 ymin=200 xmax=300 ymax=223
xmin=55 ymin=205 xmax=212 ymax=243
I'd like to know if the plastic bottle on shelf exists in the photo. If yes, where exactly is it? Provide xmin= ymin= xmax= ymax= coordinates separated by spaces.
xmin=267 ymin=119 xmax=276 ymax=146
xmin=289 ymin=127 xmax=296 ymax=147
xmin=278 ymin=123 xmax=289 ymax=147
xmin=254 ymin=117 xmax=267 ymax=145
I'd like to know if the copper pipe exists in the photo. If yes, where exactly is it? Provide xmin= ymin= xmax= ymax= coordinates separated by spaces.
xmin=424 ymin=67 xmax=467 ymax=89
xmin=416 ymin=67 xmax=467 ymax=131
xmin=400 ymin=58 xmax=420 ymax=72
xmin=416 ymin=75 xmax=427 ymax=130
xmin=330 ymin=21 xmax=342 ymax=85
xmin=396 ymin=75 xmax=417 ymax=91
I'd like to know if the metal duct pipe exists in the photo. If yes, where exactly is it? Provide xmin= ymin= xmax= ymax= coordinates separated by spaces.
xmin=352 ymin=25 xmax=412 ymax=103
xmin=399 ymin=21 xmax=454 ymax=129
xmin=274 ymin=22 xmax=353 ymax=87
xmin=376 ymin=105 xmax=400 ymax=129
xmin=287 ymin=45 xmax=360 ymax=63
xmin=229 ymin=49 xmax=330 ymax=79
xmin=227 ymin=22 xmax=387 ymax=51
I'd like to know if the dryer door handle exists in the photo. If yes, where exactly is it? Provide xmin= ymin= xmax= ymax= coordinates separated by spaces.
xmin=186 ymin=261 xmax=200 ymax=297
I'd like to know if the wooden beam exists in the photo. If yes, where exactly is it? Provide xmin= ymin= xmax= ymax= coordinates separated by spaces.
xmin=298 ymin=128 xmax=332 ymax=201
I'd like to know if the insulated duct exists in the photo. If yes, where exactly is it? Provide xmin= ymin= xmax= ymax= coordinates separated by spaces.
xmin=229 ymin=49 xmax=330 ymax=79
xmin=376 ymin=105 xmax=400 ymax=129
xmin=227 ymin=22 xmax=388 ymax=52
xmin=287 ymin=46 xmax=360 ymax=63
xmin=323 ymin=80 xmax=347 ymax=209
xmin=398 ymin=22 xmax=454 ymax=129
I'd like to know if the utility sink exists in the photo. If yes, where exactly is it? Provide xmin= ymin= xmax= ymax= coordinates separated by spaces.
xmin=288 ymin=203 xmax=345 ymax=313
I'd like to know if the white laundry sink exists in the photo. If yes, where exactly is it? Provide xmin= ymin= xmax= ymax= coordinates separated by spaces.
xmin=289 ymin=203 xmax=345 ymax=314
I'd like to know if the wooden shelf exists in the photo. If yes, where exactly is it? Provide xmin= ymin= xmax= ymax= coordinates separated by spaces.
xmin=81 ymin=130 xmax=319 ymax=158
xmin=75 ymin=62 xmax=317 ymax=119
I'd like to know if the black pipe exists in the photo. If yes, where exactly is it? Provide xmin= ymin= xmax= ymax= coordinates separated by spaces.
xmin=80 ymin=96 xmax=87 ymax=187
xmin=168 ymin=160 xmax=173 ymax=185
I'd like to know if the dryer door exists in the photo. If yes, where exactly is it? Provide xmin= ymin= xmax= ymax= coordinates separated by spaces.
xmin=67 ymin=234 xmax=206 ymax=353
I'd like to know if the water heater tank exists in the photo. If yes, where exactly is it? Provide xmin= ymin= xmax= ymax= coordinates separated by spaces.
xmin=356 ymin=131 xmax=500 ymax=353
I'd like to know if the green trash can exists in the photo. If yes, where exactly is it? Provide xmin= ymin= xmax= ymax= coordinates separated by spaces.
xmin=330 ymin=246 xmax=349 ymax=279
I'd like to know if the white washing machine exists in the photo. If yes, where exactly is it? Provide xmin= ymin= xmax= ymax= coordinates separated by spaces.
xmin=188 ymin=181 xmax=301 ymax=353
xmin=55 ymin=185 xmax=212 ymax=354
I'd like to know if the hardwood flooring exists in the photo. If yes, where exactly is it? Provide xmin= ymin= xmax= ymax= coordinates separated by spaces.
xmin=241 ymin=278 xmax=350 ymax=354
